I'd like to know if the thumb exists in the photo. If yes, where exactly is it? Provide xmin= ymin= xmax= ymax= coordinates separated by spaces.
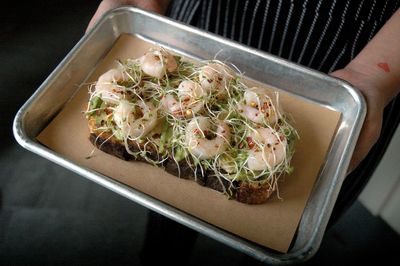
xmin=86 ymin=1 xmax=122 ymax=33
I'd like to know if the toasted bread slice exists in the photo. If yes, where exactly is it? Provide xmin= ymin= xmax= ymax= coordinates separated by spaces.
xmin=88 ymin=118 xmax=275 ymax=204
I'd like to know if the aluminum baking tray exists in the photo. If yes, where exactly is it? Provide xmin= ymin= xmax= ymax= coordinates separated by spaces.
xmin=13 ymin=7 xmax=365 ymax=265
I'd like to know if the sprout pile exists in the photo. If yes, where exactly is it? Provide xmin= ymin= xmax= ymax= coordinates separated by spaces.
xmin=86 ymin=47 xmax=299 ymax=198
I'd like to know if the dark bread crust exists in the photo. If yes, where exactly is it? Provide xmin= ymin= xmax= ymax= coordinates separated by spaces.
xmin=89 ymin=132 xmax=159 ymax=162
xmin=90 ymin=133 xmax=131 ymax=161
xmin=236 ymin=182 xmax=274 ymax=204
xmin=163 ymin=159 xmax=206 ymax=185
xmin=89 ymin=130 xmax=274 ymax=204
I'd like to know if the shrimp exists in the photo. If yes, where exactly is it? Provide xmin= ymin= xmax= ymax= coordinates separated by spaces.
xmin=199 ymin=62 xmax=234 ymax=96
xmin=238 ymin=87 xmax=280 ymax=125
xmin=185 ymin=116 xmax=231 ymax=160
xmin=246 ymin=128 xmax=287 ymax=171
xmin=113 ymin=99 xmax=158 ymax=139
xmin=162 ymin=80 xmax=206 ymax=118
xmin=94 ymin=68 xmax=130 ymax=104
xmin=140 ymin=48 xmax=178 ymax=79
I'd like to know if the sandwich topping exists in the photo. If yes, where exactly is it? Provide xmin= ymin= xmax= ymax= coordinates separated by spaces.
xmin=86 ymin=47 xmax=298 ymax=201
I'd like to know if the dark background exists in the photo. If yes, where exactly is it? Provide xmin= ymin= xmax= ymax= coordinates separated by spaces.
xmin=1 ymin=1 xmax=399 ymax=265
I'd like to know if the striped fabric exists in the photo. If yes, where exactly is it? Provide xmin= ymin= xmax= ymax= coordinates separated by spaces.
xmin=167 ymin=0 xmax=399 ymax=73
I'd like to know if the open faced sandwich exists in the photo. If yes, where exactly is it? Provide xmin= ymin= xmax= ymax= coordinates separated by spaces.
xmin=85 ymin=47 xmax=298 ymax=204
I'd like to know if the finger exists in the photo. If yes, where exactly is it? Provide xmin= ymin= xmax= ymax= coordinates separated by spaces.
xmin=347 ymin=120 xmax=381 ymax=175
xmin=86 ymin=1 xmax=119 ymax=33
xmin=86 ymin=1 xmax=171 ymax=33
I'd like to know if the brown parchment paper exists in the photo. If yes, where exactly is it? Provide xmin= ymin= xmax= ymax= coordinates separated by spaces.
xmin=37 ymin=34 xmax=341 ymax=253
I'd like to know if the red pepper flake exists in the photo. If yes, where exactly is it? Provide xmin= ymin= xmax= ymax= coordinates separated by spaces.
xmin=246 ymin=137 xmax=255 ymax=149
xmin=193 ymin=128 xmax=201 ymax=135
xmin=262 ymin=102 xmax=269 ymax=111
xmin=173 ymin=110 xmax=183 ymax=117
xmin=377 ymin=62 xmax=390 ymax=72
xmin=239 ymin=142 xmax=244 ymax=149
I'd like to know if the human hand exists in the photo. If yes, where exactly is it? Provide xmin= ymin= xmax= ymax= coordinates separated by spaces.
xmin=86 ymin=0 xmax=171 ymax=32
xmin=330 ymin=66 xmax=385 ymax=173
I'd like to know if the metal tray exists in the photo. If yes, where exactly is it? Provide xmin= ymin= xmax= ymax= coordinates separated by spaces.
xmin=13 ymin=7 xmax=366 ymax=265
